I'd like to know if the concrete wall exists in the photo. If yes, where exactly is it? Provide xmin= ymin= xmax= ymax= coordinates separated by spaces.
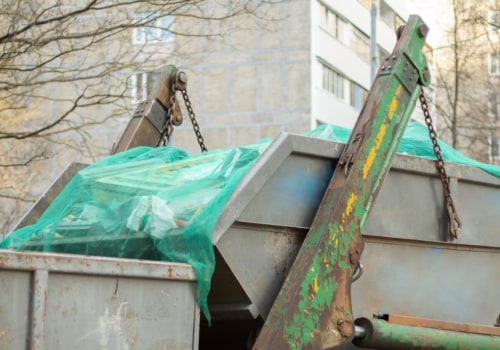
xmin=168 ymin=0 xmax=312 ymax=154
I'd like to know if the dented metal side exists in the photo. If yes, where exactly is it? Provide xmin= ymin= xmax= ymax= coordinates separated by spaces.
xmin=0 ymin=250 xmax=199 ymax=350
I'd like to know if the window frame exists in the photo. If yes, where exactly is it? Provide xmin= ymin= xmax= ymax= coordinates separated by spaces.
xmin=321 ymin=62 xmax=368 ymax=111
xmin=489 ymin=134 xmax=500 ymax=163
xmin=350 ymin=81 xmax=368 ymax=111
xmin=133 ymin=14 xmax=174 ymax=45
xmin=489 ymin=10 xmax=500 ymax=31
xmin=489 ymin=93 xmax=500 ymax=117
xmin=131 ymin=71 xmax=161 ymax=103
xmin=318 ymin=3 xmax=346 ymax=41
xmin=489 ymin=52 xmax=500 ymax=76
xmin=322 ymin=64 xmax=345 ymax=99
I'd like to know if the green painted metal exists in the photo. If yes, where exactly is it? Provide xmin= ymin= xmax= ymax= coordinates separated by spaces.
xmin=252 ymin=15 xmax=431 ymax=350
xmin=354 ymin=318 xmax=500 ymax=350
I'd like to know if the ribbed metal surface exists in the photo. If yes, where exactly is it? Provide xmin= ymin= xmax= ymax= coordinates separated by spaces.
xmin=0 ymin=250 xmax=199 ymax=350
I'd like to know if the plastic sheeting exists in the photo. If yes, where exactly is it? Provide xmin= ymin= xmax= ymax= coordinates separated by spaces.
xmin=0 ymin=142 xmax=270 ymax=322
xmin=305 ymin=122 xmax=500 ymax=178
xmin=1 ymin=122 xmax=499 ymax=322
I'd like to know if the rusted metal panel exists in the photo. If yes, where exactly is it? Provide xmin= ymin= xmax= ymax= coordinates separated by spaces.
xmin=31 ymin=270 xmax=48 ymax=350
xmin=382 ymin=314 xmax=500 ymax=336
xmin=353 ymin=317 xmax=500 ymax=349
xmin=0 ymin=250 xmax=196 ymax=281
xmin=351 ymin=237 xmax=500 ymax=329
xmin=209 ymin=132 xmax=499 ymax=334
xmin=12 ymin=162 xmax=88 ymax=232
xmin=0 ymin=250 xmax=198 ymax=350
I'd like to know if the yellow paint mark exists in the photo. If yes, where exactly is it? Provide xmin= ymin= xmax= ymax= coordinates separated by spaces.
xmin=363 ymin=148 xmax=377 ymax=179
xmin=362 ymin=85 xmax=403 ymax=179
xmin=313 ymin=276 xmax=319 ymax=293
xmin=388 ymin=86 xmax=402 ymax=120
xmin=376 ymin=124 xmax=387 ymax=147
xmin=345 ymin=192 xmax=358 ymax=217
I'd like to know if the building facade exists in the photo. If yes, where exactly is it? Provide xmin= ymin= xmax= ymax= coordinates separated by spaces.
xmin=1 ymin=0 xmax=427 ymax=232
xmin=164 ymin=0 xmax=419 ymax=153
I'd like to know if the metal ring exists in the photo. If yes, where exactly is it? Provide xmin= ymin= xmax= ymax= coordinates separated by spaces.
xmin=352 ymin=262 xmax=364 ymax=282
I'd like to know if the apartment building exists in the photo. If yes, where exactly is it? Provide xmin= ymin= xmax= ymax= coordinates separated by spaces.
xmin=129 ymin=0 xmax=420 ymax=153
xmin=2 ymin=1 xmax=427 ymax=232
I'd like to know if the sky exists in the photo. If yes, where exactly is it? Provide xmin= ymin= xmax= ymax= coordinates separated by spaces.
xmin=406 ymin=0 xmax=441 ymax=46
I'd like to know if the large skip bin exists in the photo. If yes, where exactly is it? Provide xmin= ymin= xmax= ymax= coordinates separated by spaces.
xmin=6 ymin=131 xmax=500 ymax=349
xmin=208 ymin=132 xmax=500 ymax=341
xmin=0 ymin=250 xmax=199 ymax=350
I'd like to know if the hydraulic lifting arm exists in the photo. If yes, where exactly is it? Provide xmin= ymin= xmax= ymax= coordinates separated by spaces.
xmin=111 ymin=65 xmax=186 ymax=154
xmin=253 ymin=15 xmax=431 ymax=349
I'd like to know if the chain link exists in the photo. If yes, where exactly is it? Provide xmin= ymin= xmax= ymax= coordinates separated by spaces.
xmin=157 ymin=92 xmax=176 ymax=147
xmin=156 ymin=75 xmax=207 ymax=152
xmin=419 ymin=87 xmax=462 ymax=239
xmin=180 ymin=88 xmax=208 ymax=152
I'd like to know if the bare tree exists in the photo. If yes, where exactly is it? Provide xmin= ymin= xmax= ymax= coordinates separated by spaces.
xmin=432 ymin=0 xmax=500 ymax=163
xmin=0 ymin=0 xmax=259 ymax=232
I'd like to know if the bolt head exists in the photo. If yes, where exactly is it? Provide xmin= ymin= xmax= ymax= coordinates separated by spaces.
xmin=337 ymin=319 xmax=354 ymax=338
xmin=418 ymin=24 xmax=429 ymax=38
xmin=177 ymin=71 xmax=188 ymax=84
xmin=423 ymin=67 xmax=431 ymax=83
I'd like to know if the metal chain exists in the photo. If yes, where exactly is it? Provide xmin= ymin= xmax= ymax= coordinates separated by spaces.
xmin=180 ymin=88 xmax=208 ymax=152
xmin=157 ymin=92 xmax=176 ymax=147
xmin=418 ymin=87 xmax=462 ymax=239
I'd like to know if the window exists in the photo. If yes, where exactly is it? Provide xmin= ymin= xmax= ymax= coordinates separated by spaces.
xmin=350 ymin=82 xmax=368 ymax=111
xmin=321 ymin=62 xmax=368 ymax=110
xmin=133 ymin=15 xmax=174 ymax=44
xmin=319 ymin=4 xmax=370 ymax=62
xmin=131 ymin=71 xmax=161 ymax=102
xmin=351 ymin=26 xmax=370 ymax=62
xmin=489 ymin=52 xmax=500 ymax=75
xmin=489 ymin=11 xmax=500 ymax=31
xmin=489 ymin=93 xmax=500 ymax=117
xmin=380 ymin=0 xmax=405 ymax=31
xmin=489 ymin=135 xmax=500 ymax=163
xmin=322 ymin=64 xmax=345 ymax=98
xmin=319 ymin=3 xmax=345 ymax=40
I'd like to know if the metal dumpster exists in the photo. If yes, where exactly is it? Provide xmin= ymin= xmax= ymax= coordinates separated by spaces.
xmin=0 ymin=250 xmax=199 ymax=350
xmin=6 ymin=131 xmax=500 ymax=349
xmin=208 ymin=132 xmax=500 ymax=343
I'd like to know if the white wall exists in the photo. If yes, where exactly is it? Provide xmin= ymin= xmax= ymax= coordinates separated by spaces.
xmin=310 ymin=0 xmax=437 ymax=129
